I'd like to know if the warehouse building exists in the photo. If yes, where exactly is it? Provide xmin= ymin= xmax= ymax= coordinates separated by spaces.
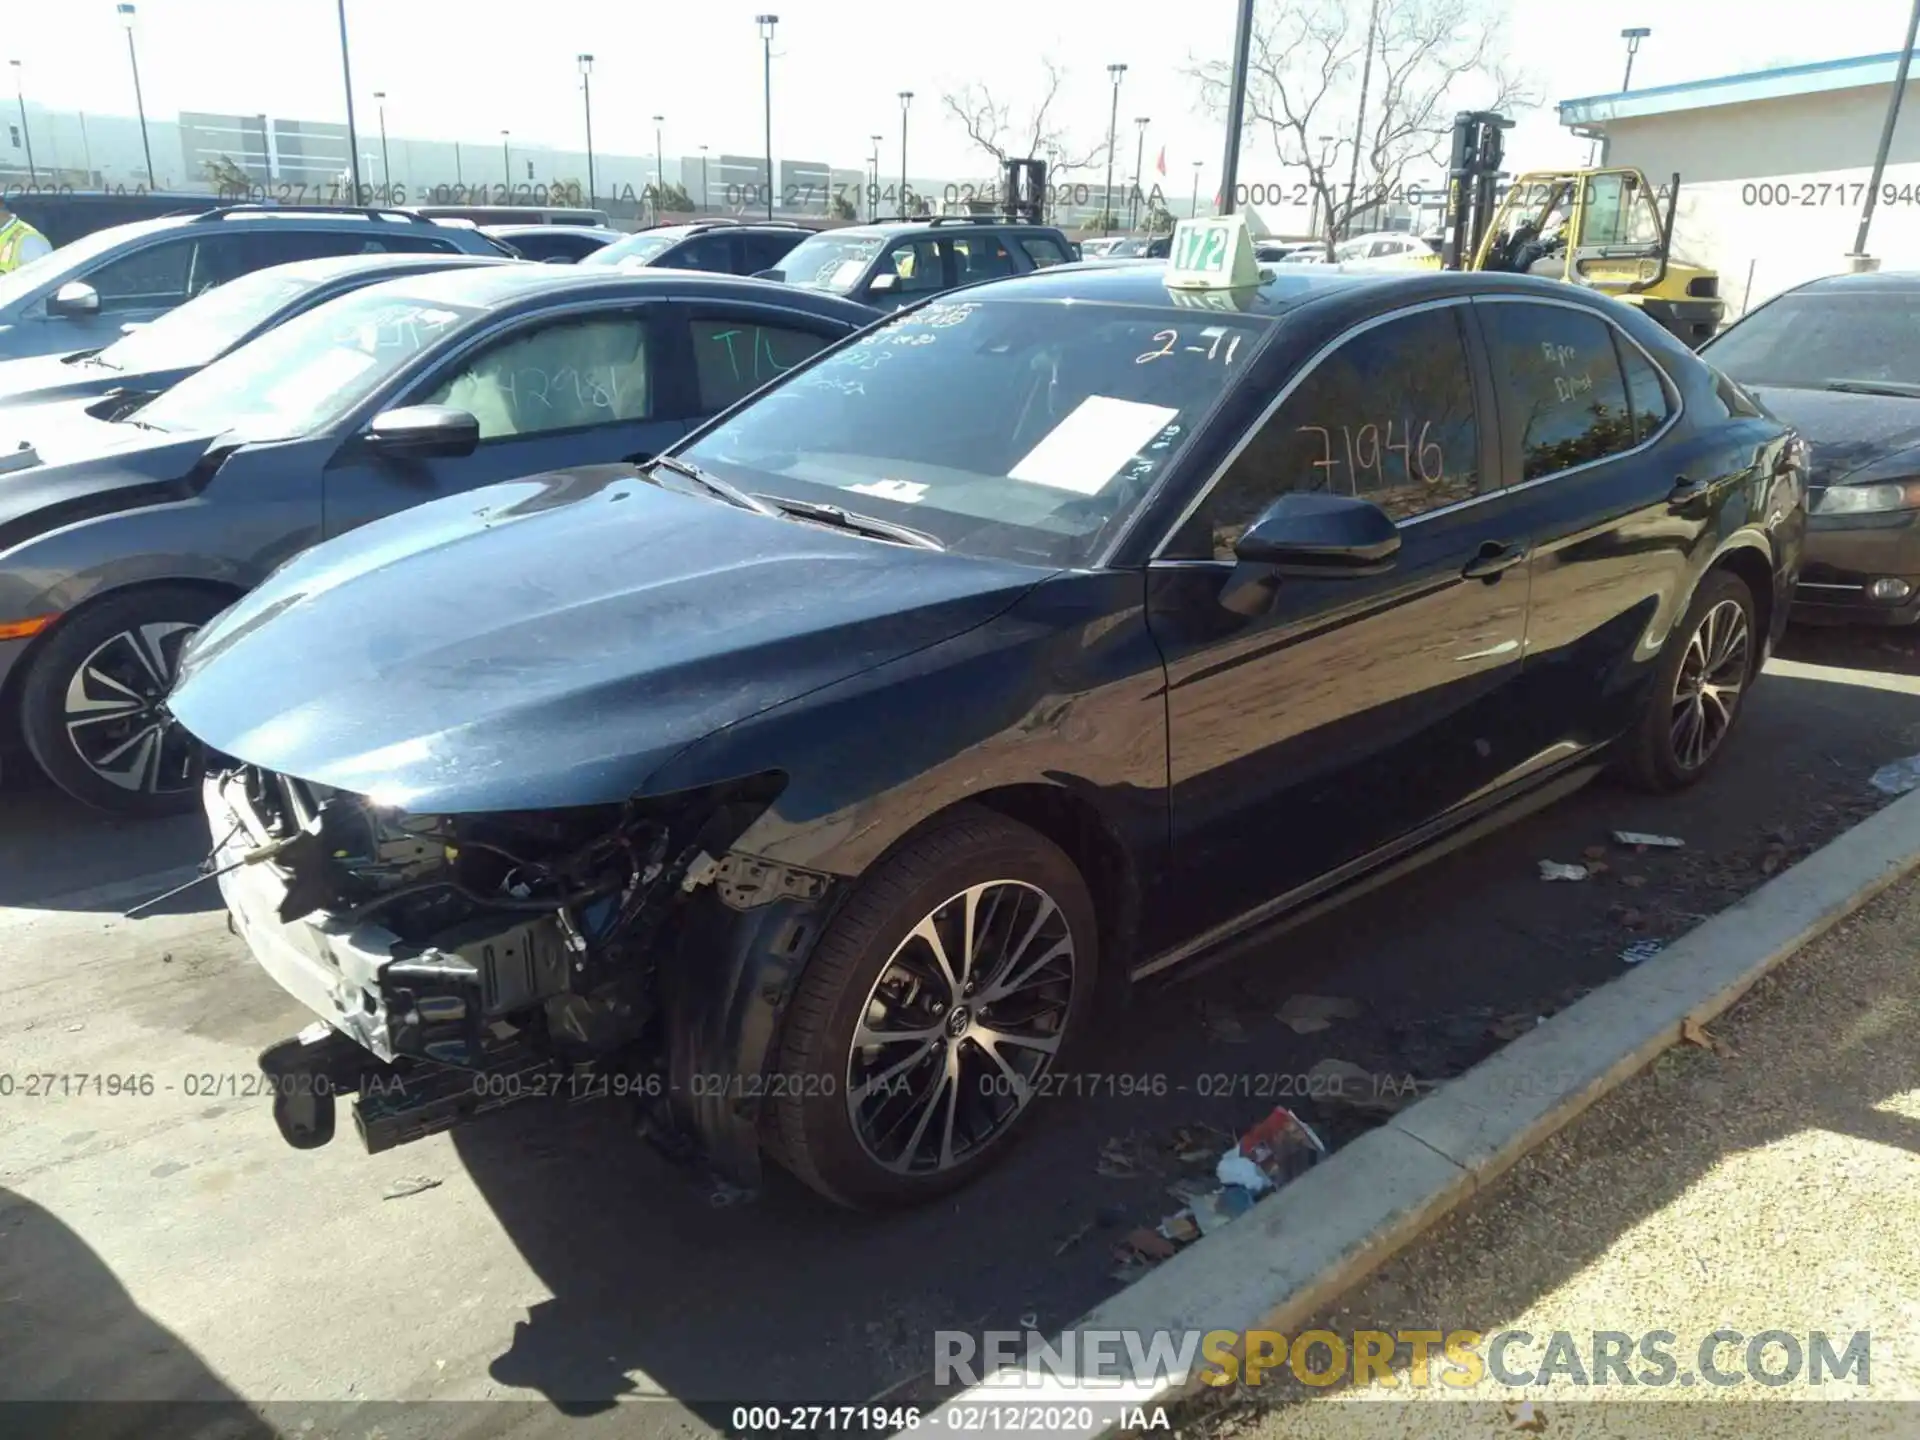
xmin=1561 ymin=51 xmax=1920 ymax=318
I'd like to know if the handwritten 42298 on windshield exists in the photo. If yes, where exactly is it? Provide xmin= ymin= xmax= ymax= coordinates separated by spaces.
xmin=1298 ymin=419 xmax=1446 ymax=494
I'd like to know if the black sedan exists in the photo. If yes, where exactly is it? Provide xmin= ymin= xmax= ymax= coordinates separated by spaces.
xmin=0 ymin=252 xmax=508 ymax=413
xmin=0 ymin=266 xmax=875 ymax=815
xmin=168 ymin=259 xmax=1805 ymax=1209
xmin=1698 ymin=270 xmax=1920 ymax=624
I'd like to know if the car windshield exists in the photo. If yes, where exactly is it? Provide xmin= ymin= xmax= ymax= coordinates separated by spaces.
xmin=135 ymin=288 xmax=481 ymax=440
xmin=1702 ymin=291 xmax=1920 ymax=389
xmin=677 ymin=296 xmax=1270 ymax=567
xmin=772 ymin=233 xmax=886 ymax=292
xmin=92 ymin=268 xmax=321 ymax=373
xmin=0 ymin=223 xmax=146 ymax=309
xmin=580 ymin=231 xmax=680 ymax=267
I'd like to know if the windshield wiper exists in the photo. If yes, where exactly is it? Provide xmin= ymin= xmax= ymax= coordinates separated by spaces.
xmin=641 ymin=454 xmax=774 ymax=514
xmin=1824 ymin=379 xmax=1920 ymax=399
xmin=756 ymin=494 xmax=944 ymax=550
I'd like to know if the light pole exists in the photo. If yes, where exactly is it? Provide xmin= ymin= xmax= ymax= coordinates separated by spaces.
xmin=500 ymin=129 xmax=511 ymax=189
xmin=372 ymin=91 xmax=391 ymax=199
xmin=1218 ymin=0 xmax=1254 ymax=216
xmin=869 ymin=133 xmax=883 ymax=222
xmin=1130 ymin=116 xmax=1150 ymax=230
xmin=578 ymin=54 xmax=595 ymax=209
xmin=8 ymin=62 xmax=33 ymax=186
xmin=1855 ymin=0 xmax=1920 ymax=260
xmin=116 ymin=4 xmax=155 ymax=190
xmin=334 ymin=0 xmax=363 ymax=202
xmin=699 ymin=143 xmax=709 ymax=213
xmin=1342 ymin=0 xmax=1382 ymax=239
xmin=756 ymin=15 xmax=778 ymax=220
xmin=653 ymin=114 xmax=665 ymax=221
xmin=1103 ymin=63 xmax=1126 ymax=235
xmin=899 ymin=91 xmax=913 ymax=212
xmin=1593 ymin=27 xmax=1651 ymax=164
xmin=1191 ymin=159 xmax=1202 ymax=218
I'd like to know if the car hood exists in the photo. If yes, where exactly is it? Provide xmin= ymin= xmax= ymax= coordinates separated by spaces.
xmin=0 ymin=402 xmax=220 ymax=537
xmin=1743 ymin=384 xmax=1920 ymax=486
xmin=168 ymin=464 xmax=1054 ymax=813
xmin=0 ymin=349 xmax=184 ymax=410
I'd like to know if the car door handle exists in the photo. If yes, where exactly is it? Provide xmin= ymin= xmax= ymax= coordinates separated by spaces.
xmin=1462 ymin=540 xmax=1527 ymax=581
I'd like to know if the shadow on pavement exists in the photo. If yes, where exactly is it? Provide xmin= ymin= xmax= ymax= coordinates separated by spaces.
xmin=448 ymin=664 xmax=1920 ymax=1429
xmin=0 ymin=771 xmax=212 ymax=916
xmin=0 ymin=1187 xmax=275 ymax=1440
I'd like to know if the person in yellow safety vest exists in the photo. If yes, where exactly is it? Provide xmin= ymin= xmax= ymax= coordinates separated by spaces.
xmin=0 ymin=200 xmax=53 ymax=274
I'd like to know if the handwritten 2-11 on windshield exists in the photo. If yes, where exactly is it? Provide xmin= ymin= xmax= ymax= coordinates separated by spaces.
xmin=1299 ymin=420 xmax=1446 ymax=492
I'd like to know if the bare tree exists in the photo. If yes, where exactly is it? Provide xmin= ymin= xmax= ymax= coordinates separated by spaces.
xmin=943 ymin=57 xmax=1110 ymax=187
xmin=1190 ymin=0 xmax=1536 ymax=254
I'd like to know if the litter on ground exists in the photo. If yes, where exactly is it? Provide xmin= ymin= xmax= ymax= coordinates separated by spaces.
xmin=1538 ymin=861 xmax=1589 ymax=882
xmin=1276 ymin=994 xmax=1363 ymax=1034
xmin=1613 ymin=831 xmax=1685 ymax=849
xmin=1620 ymin=939 xmax=1664 ymax=965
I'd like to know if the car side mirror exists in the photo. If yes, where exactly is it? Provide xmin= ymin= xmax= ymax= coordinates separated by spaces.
xmin=1218 ymin=492 xmax=1401 ymax=616
xmin=868 ymin=272 xmax=899 ymax=293
xmin=366 ymin=404 xmax=480 ymax=460
xmin=49 ymin=281 xmax=101 ymax=318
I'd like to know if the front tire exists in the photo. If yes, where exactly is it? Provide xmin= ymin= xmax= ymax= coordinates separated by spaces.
xmin=768 ymin=808 xmax=1098 ymax=1210
xmin=19 ymin=586 xmax=230 ymax=817
xmin=1618 ymin=568 xmax=1758 ymax=793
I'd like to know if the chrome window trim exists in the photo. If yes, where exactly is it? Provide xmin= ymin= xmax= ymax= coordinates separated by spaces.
xmin=1146 ymin=290 xmax=1687 ymax=564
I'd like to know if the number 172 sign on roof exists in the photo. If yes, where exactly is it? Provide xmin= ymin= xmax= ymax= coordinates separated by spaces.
xmin=1165 ymin=214 xmax=1262 ymax=290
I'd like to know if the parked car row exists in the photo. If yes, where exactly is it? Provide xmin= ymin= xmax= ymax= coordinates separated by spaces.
xmin=9 ymin=207 xmax=1911 ymax=1216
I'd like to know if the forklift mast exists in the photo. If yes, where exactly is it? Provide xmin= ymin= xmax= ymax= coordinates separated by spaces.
xmin=1004 ymin=158 xmax=1047 ymax=223
xmin=1440 ymin=110 xmax=1514 ymax=270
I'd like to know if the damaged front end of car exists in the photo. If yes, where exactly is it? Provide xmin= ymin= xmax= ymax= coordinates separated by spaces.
xmin=206 ymin=763 xmax=838 ymax=1184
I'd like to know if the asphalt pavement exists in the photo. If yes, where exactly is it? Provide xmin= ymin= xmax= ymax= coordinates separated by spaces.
xmin=4 ymin=624 xmax=1920 ymax=1436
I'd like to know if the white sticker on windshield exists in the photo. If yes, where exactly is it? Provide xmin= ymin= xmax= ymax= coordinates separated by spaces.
xmin=261 ymin=347 xmax=378 ymax=414
xmin=1007 ymin=395 xmax=1182 ymax=496
xmin=830 ymin=259 xmax=867 ymax=289
xmin=846 ymin=478 xmax=930 ymax=504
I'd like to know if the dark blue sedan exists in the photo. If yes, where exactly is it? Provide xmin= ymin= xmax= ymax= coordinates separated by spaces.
xmin=168 ymin=233 xmax=1807 ymax=1208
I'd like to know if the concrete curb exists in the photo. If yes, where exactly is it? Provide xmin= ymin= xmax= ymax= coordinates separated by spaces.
xmin=937 ymin=783 xmax=1920 ymax=1435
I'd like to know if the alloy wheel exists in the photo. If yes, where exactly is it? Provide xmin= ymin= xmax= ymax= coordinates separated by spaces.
xmin=1670 ymin=597 xmax=1750 ymax=772
xmin=61 ymin=622 xmax=203 ymax=795
xmin=845 ymin=880 xmax=1076 ymax=1176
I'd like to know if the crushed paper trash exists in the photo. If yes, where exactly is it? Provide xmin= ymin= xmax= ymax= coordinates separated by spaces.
xmin=1276 ymin=994 xmax=1362 ymax=1034
xmin=1538 ymin=861 xmax=1589 ymax=881
xmin=1620 ymin=939 xmax=1664 ymax=965
xmin=1613 ymin=831 xmax=1684 ymax=849
xmin=1871 ymin=754 xmax=1920 ymax=795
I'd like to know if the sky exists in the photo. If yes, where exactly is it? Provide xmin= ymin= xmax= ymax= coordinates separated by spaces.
xmin=9 ymin=0 xmax=1920 ymax=195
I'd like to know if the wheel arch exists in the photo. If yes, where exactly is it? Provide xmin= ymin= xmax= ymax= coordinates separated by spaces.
xmin=1706 ymin=538 xmax=1777 ymax=654
xmin=0 ymin=576 xmax=248 ymax=765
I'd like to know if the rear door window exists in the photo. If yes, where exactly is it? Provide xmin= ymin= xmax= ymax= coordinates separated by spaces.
xmin=742 ymin=231 xmax=805 ymax=272
xmin=664 ymin=232 xmax=737 ymax=273
xmin=1019 ymin=235 xmax=1071 ymax=269
xmin=951 ymin=234 xmax=1018 ymax=282
xmin=880 ymin=238 xmax=947 ymax=296
xmin=1475 ymin=301 xmax=1639 ymax=480
xmin=688 ymin=313 xmax=842 ymax=413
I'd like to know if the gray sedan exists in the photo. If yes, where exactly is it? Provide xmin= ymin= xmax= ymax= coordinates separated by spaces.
xmin=0 ymin=265 xmax=877 ymax=814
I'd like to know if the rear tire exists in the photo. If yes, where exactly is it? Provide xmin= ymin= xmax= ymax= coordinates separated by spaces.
xmin=1618 ymin=569 xmax=1757 ymax=793
xmin=19 ymin=586 xmax=230 ymax=818
xmin=768 ymin=807 xmax=1098 ymax=1210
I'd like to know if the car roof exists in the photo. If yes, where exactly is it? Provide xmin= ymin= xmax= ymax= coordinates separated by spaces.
xmin=350 ymin=262 xmax=879 ymax=317
xmin=482 ymin=224 xmax=625 ymax=241
xmin=1793 ymin=270 xmax=1920 ymax=294
xmin=265 ymin=252 xmax=510 ymax=283
xmin=813 ymin=221 xmax=1063 ymax=240
xmin=930 ymin=259 xmax=1607 ymax=318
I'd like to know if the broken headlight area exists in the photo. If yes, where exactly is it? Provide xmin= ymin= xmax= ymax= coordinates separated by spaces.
xmin=209 ymin=763 xmax=827 ymax=1156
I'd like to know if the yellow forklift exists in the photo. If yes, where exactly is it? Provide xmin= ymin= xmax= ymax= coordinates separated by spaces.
xmin=1436 ymin=110 xmax=1725 ymax=348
